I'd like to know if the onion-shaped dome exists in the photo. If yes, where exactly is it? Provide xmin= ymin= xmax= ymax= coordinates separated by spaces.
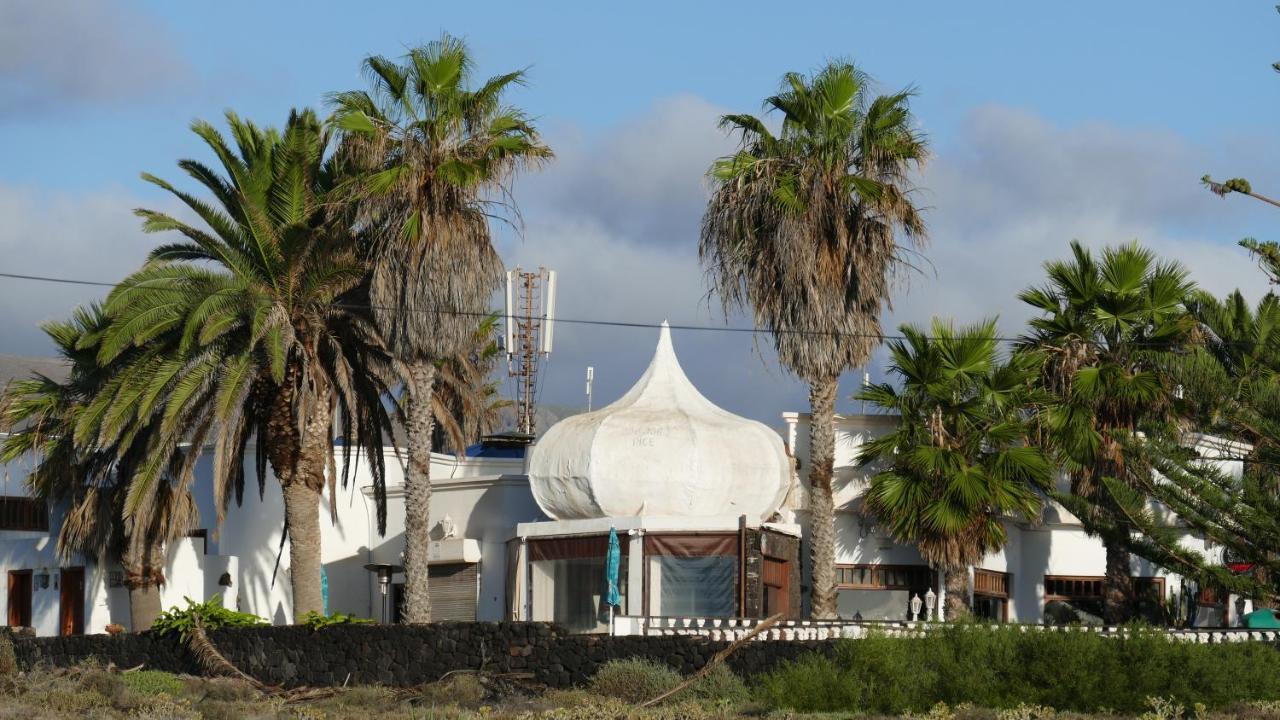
xmin=528 ymin=322 xmax=790 ymax=520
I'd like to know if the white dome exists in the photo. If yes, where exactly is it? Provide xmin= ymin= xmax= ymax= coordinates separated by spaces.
xmin=528 ymin=322 xmax=790 ymax=521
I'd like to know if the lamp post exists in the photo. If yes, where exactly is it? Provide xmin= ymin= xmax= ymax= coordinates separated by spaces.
xmin=363 ymin=563 xmax=404 ymax=624
xmin=910 ymin=593 xmax=923 ymax=622
xmin=925 ymin=588 xmax=937 ymax=622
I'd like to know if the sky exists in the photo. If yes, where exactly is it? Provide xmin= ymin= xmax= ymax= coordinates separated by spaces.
xmin=2 ymin=1 xmax=1279 ymax=427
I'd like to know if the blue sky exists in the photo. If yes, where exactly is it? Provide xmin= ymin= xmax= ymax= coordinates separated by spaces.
xmin=2 ymin=1 xmax=1279 ymax=424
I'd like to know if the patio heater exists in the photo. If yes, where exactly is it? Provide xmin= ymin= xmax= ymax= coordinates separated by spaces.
xmin=363 ymin=563 xmax=404 ymax=624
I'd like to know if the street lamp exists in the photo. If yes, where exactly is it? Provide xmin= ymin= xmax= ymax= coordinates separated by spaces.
xmin=363 ymin=563 xmax=404 ymax=624
xmin=925 ymin=588 xmax=937 ymax=622
xmin=910 ymin=593 xmax=923 ymax=622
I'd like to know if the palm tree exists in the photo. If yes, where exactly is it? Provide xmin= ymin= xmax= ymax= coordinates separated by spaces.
xmin=701 ymin=61 xmax=928 ymax=618
xmin=91 ymin=109 xmax=397 ymax=621
xmin=330 ymin=36 xmax=551 ymax=623
xmin=1018 ymin=240 xmax=1196 ymax=623
xmin=0 ymin=306 xmax=198 ymax=630
xmin=856 ymin=319 xmax=1050 ymax=620
xmin=431 ymin=314 xmax=510 ymax=455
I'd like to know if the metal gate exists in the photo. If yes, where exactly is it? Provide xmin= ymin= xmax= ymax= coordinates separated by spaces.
xmin=429 ymin=563 xmax=479 ymax=621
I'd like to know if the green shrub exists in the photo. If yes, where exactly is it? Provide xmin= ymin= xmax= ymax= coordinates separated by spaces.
xmin=686 ymin=663 xmax=749 ymax=704
xmin=589 ymin=658 xmax=681 ymax=704
xmin=151 ymin=596 xmax=267 ymax=641
xmin=299 ymin=610 xmax=375 ymax=630
xmin=121 ymin=670 xmax=186 ymax=696
xmin=757 ymin=623 xmax=1280 ymax=715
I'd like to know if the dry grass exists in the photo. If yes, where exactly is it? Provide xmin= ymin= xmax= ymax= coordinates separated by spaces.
xmin=1 ymin=662 xmax=1278 ymax=719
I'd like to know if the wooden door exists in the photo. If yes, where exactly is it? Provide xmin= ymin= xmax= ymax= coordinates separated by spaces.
xmin=762 ymin=557 xmax=790 ymax=618
xmin=7 ymin=570 xmax=31 ymax=627
xmin=59 ymin=567 xmax=84 ymax=636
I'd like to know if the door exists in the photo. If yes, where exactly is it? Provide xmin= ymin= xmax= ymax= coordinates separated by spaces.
xmin=59 ymin=567 xmax=84 ymax=636
xmin=7 ymin=570 xmax=31 ymax=627
xmin=762 ymin=557 xmax=790 ymax=618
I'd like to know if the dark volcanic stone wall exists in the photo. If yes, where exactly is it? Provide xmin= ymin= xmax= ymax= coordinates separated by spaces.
xmin=11 ymin=623 xmax=830 ymax=689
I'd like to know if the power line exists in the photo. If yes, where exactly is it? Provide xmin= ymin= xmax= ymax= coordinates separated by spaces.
xmin=0 ymin=270 xmax=1027 ymax=343
xmin=0 ymin=270 xmax=1264 ymax=351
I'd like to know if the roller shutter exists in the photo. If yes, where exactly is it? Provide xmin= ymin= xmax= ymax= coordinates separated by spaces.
xmin=429 ymin=563 xmax=478 ymax=621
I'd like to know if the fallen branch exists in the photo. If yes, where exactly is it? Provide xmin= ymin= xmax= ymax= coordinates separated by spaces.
xmin=639 ymin=613 xmax=785 ymax=708
xmin=188 ymin=615 xmax=270 ymax=692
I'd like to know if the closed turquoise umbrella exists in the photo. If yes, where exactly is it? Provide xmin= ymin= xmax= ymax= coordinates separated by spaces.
xmin=1244 ymin=609 xmax=1280 ymax=629
xmin=606 ymin=528 xmax=621 ymax=609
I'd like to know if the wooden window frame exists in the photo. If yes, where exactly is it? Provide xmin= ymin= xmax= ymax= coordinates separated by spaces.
xmin=835 ymin=564 xmax=934 ymax=590
xmin=1043 ymin=575 xmax=1166 ymax=602
xmin=0 ymin=497 xmax=48 ymax=532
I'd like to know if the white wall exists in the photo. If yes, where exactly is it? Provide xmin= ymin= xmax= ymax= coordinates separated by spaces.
xmin=0 ymin=442 xmax=540 ymax=635
xmin=782 ymin=412 xmax=1238 ymax=624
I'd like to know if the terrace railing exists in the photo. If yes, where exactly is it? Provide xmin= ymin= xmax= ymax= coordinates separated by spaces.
xmin=609 ymin=615 xmax=1280 ymax=644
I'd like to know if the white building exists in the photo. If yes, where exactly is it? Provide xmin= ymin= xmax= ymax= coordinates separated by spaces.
xmin=0 ymin=329 xmax=1250 ymax=636
xmin=782 ymin=413 xmax=1249 ymax=625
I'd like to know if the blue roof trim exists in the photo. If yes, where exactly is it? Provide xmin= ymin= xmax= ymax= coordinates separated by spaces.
xmin=464 ymin=444 xmax=526 ymax=458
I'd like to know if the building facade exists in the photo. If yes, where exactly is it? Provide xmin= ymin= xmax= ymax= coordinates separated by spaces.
xmin=0 ymin=329 xmax=1254 ymax=636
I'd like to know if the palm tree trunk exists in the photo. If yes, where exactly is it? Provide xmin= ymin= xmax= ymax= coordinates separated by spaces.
xmin=264 ymin=362 xmax=329 ymax=622
xmin=401 ymin=360 xmax=436 ymax=624
xmin=808 ymin=376 xmax=839 ymax=620
xmin=1102 ymin=528 xmax=1134 ymax=624
xmin=282 ymin=482 xmax=325 ymax=619
xmin=122 ymin=540 xmax=165 ymax=631
xmin=129 ymin=583 xmax=164 ymax=632
xmin=943 ymin=565 xmax=971 ymax=621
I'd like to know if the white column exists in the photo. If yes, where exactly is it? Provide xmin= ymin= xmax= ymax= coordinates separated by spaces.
xmin=627 ymin=530 xmax=645 ymax=616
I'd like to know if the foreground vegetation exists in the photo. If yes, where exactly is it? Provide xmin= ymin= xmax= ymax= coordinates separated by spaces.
xmin=759 ymin=626 xmax=1280 ymax=715
xmin=5 ymin=656 xmax=1280 ymax=720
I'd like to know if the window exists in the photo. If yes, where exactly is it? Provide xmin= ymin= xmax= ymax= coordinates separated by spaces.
xmin=1043 ymin=575 xmax=1166 ymax=625
xmin=645 ymin=534 xmax=737 ymax=618
xmin=973 ymin=569 xmax=1010 ymax=622
xmin=835 ymin=564 xmax=936 ymax=621
xmin=648 ymin=556 xmax=736 ymax=617
xmin=835 ymin=564 xmax=933 ymax=590
xmin=0 ymin=497 xmax=47 ymax=532
xmin=528 ymin=536 xmax=627 ymax=633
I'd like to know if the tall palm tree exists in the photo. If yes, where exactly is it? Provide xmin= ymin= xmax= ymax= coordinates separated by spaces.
xmin=856 ymin=319 xmax=1050 ymax=620
xmin=91 ymin=109 xmax=396 ymax=621
xmin=701 ymin=62 xmax=928 ymax=618
xmin=0 ymin=306 xmax=198 ymax=630
xmin=431 ymin=314 xmax=509 ymax=455
xmin=330 ymin=36 xmax=551 ymax=623
xmin=1018 ymin=241 xmax=1196 ymax=623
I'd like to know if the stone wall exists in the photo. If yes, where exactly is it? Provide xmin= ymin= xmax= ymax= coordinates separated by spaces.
xmin=10 ymin=622 xmax=827 ymax=689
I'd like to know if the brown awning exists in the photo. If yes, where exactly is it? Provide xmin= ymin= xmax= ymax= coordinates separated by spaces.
xmin=644 ymin=534 xmax=737 ymax=557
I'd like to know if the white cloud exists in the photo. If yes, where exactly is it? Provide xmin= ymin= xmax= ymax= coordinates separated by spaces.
xmin=0 ymin=1 xmax=188 ymax=117
xmin=0 ymin=184 xmax=157 ymax=353
xmin=3 ymin=98 xmax=1273 ymax=428
xmin=498 ymin=100 xmax=1279 ymax=425
xmin=890 ymin=105 xmax=1274 ymax=338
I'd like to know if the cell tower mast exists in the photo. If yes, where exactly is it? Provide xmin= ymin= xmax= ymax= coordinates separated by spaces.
xmin=504 ymin=266 xmax=556 ymax=435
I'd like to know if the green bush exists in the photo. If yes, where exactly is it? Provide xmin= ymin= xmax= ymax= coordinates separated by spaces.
xmin=299 ymin=610 xmax=375 ymax=630
xmin=686 ymin=663 xmax=749 ymax=704
xmin=757 ymin=623 xmax=1280 ymax=715
xmin=151 ymin=596 xmax=267 ymax=641
xmin=589 ymin=658 xmax=681 ymax=704
xmin=121 ymin=670 xmax=186 ymax=696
